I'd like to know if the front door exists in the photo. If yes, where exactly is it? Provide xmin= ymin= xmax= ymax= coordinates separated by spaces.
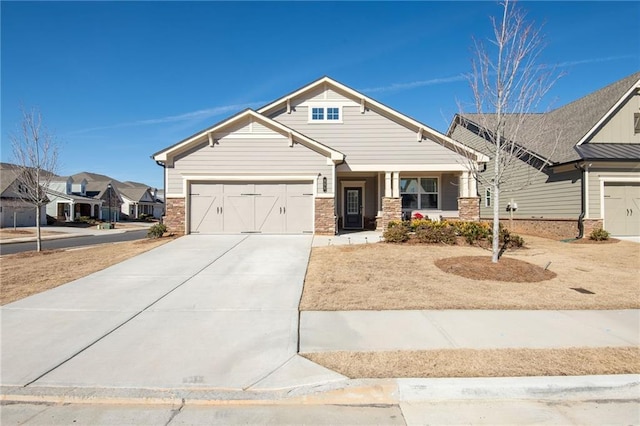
xmin=344 ymin=187 xmax=363 ymax=229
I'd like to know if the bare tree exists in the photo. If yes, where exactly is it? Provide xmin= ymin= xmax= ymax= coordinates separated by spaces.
xmin=461 ymin=0 xmax=561 ymax=262
xmin=9 ymin=107 xmax=60 ymax=252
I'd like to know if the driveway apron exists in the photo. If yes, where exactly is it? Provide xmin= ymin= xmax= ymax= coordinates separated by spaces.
xmin=1 ymin=235 xmax=336 ymax=390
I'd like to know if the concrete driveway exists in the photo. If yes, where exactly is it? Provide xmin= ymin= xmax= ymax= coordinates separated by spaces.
xmin=1 ymin=235 xmax=344 ymax=391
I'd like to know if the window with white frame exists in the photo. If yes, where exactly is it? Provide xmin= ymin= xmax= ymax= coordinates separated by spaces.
xmin=400 ymin=177 xmax=438 ymax=210
xmin=309 ymin=106 xmax=341 ymax=123
xmin=485 ymin=187 xmax=491 ymax=207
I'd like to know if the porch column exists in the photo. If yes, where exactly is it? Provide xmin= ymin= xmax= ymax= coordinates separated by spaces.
xmin=469 ymin=171 xmax=477 ymax=197
xmin=392 ymin=172 xmax=400 ymax=198
xmin=461 ymin=172 xmax=470 ymax=197
xmin=385 ymin=172 xmax=392 ymax=197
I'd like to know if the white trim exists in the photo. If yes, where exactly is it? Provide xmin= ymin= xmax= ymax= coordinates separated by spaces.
xmin=577 ymin=80 xmax=640 ymax=146
xmin=298 ymin=99 xmax=359 ymax=108
xmin=399 ymin=176 xmax=441 ymax=211
xmin=584 ymin=166 xmax=589 ymax=219
xmin=258 ymin=77 xmax=488 ymax=162
xmin=339 ymin=163 xmax=470 ymax=172
xmin=307 ymin=105 xmax=344 ymax=124
xmin=340 ymin=180 xmax=366 ymax=230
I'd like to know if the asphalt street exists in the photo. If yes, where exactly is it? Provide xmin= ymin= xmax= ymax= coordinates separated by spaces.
xmin=0 ymin=229 xmax=148 ymax=255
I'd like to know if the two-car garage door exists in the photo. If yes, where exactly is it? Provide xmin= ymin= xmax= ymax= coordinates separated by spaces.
xmin=189 ymin=182 xmax=314 ymax=234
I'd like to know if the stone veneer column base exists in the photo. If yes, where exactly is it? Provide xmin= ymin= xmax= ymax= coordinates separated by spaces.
xmin=377 ymin=197 xmax=402 ymax=230
xmin=315 ymin=197 xmax=336 ymax=235
xmin=458 ymin=197 xmax=480 ymax=221
xmin=164 ymin=198 xmax=186 ymax=235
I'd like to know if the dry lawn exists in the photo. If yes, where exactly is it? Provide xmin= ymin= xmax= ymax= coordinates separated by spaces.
xmin=302 ymin=347 xmax=640 ymax=378
xmin=0 ymin=229 xmax=65 ymax=239
xmin=301 ymin=235 xmax=640 ymax=310
xmin=0 ymin=237 xmax=174 ymax=305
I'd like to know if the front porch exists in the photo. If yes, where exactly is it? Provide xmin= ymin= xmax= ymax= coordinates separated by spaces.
xmin=55 ymin=200 xmax=102 ymax=222
xmin=335 ymin=170 xmax=479 ymax=233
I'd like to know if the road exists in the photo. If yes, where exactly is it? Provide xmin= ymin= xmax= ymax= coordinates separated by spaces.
xmin=0 ymin=229 xmax=148 ymax=255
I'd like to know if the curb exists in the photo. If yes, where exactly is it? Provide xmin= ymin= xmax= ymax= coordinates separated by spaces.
xmin=2 ymin=375 xmax=638 ymax=406
xmin=0 ymin=227 xmax=146 ymax=245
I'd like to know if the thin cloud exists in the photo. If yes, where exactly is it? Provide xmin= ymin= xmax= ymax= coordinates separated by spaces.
xmin=68 ymin=101 xmax=265 ymax=135
xmin=361 ymin=55 xmax=633 ymax=95
xmin=361 ymin=74 xmax=468 ymax=94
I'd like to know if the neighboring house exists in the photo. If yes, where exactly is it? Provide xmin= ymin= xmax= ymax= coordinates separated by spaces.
xmin=152 ymin=76 xmax=487 ymax=235
xmin=117 ymin=181 xmax=164 ymax=219
xmin=71 ymin=172 xmax=124 ymax=222
xmin=448 ymin=72 xmax=640 ymax=238
xmin=0 ymin=163 xmax=47 ymax=228
xmin=45 ymin=176 xmax=103 ymax=221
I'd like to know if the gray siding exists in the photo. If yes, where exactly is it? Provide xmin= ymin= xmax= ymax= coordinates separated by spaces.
xmin=452 ymin=125 xmax=582 ymax=219
xmin=587 ymin=167 xmax=640 ymax=219
xmin=167 ymin=136 xmax=332 ymax=195
xmin=590 ymin=93 xmax=640 ymax=143
xmin=272 ymin=106 xmax=468 ymax=166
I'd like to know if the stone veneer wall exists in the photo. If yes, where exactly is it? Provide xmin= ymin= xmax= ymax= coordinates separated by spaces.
xmin=377 ymin=197 xmax=402 ymax=230
xmin=488 ymin=217 xmax=604 ymax=240
xmin=315 ymin=197 xmax=336 ymax=235
xmin=164 ymin=198 xmax=185 ymax=234
xmin=458 ymin=197 xmax=480 ymax=221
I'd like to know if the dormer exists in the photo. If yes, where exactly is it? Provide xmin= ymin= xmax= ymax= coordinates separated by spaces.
xmin=71 ymin=178 xmax=88 ymax=196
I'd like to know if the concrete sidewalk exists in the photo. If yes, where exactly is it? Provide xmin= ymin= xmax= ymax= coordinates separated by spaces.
xmin=300 ymin=309 xmax=640 ymax=352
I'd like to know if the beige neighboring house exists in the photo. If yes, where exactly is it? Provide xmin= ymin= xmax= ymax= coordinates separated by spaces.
xmin=45 ymin=176 xmax=103 ymax=221
xmin=70 ymin=172 xmax=123 ymax=222
xmin=152 ymin=76 xmax=488 ymax=235
xmin=117 ymin=181 xmax=164 ymax=219
xmin=448 ymin=72 xmax=640 ymax=238
xmin=0 ymin=163 xmax=47 ymax=228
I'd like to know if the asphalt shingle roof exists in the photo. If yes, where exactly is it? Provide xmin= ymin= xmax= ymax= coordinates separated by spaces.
xmin=460 ymin=72 xmax=640 ymax=164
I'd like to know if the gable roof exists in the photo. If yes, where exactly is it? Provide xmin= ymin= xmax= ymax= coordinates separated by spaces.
xmin=258 ymin=76 xmax=488 ymax=162
xmin=453 ymin=72 xmax=640 ymax=164
xmin=152 ymin=109 xmax=345 ymax=163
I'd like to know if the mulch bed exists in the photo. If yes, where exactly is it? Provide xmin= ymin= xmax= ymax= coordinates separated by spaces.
xmin=571 ymin=238 xmax=620 ymax=245
xmin=435 ymin=255 xmax=557 ymax=282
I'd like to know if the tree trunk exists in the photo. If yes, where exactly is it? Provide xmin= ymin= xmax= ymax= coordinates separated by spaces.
xmin=35 ymin=204 xmax=42 ymax=252
xmin=492 ymin=182 xmax=500 ymax=263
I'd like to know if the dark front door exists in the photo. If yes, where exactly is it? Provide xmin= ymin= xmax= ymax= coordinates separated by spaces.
xmin=344 ymin=187 xmax=363 ymax=229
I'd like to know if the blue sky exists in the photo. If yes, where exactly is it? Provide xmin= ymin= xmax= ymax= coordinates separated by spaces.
xmin=2 ymin=1 xmax=638 ymax=189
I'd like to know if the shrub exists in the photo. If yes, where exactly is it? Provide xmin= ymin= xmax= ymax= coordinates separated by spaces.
xmin=139 ymin=213 xmax=153 ymax=221
xmin=387 ymin=220 xmax=405 ymax=229
xmin=589 ymin=228 xmax=610 ymax=241
xmin=147 ymin=223 xmax=167 ymax=239
xmin=508 ymin=233 xmax=525 ymax=248
xmin=383 ymin=224 xmax=409 ymax=243
xmin=453 ymin=221 xmax=492 ymax=244
xmin=410 ymin=218 xmax=431 ymax=231
xmin=414 ymin=225 xmax=457 ymax=244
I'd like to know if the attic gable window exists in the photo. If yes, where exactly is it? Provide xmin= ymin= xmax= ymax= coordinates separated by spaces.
xmin=309 ymin=106 xmax=342 ymax=123
xmin=634 ymin=113 xmax=640 ymax=134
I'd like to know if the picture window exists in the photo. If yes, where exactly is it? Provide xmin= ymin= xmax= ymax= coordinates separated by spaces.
xmin=400 ymin=177 xmax=438 ymax=210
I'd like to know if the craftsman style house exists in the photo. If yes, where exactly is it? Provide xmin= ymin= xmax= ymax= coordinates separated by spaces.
xmin=153 ymin=77 xmax=487 ymax=235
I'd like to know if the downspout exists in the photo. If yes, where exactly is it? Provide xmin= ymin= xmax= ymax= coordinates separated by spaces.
xmin=154 ymin=160 xmax=166 ymax=224
xmin=576 ymin=162 xmax=586 ymax=239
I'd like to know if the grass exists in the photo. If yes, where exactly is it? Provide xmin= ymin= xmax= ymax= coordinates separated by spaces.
xmin=302 ymin=347 xmax=640 ymax=378
xmin=0 ymin=237 xmax=174 ymax=305
xmin=300 ymin=235 xmax=640 ymax=310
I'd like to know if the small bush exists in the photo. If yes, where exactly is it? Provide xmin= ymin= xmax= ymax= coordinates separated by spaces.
xmin=589 ymin=228 xmax=610 ymax=241
xmin=387 ymin=220 xmax=405 ymax=229
xmin=508 ymin=233 xmax=525 ymax=248
xmin=383 ymin=225 xmax=409 ymax=243
xmin=139 ymin=213 xmax=154 ymax=222
xmin=147 ymin=223 xmax=167 ymax=239
xmin=452 ymin=221 xmax=492 ymax=244
xmin=415 ymin=225 xmax=457 ymax=244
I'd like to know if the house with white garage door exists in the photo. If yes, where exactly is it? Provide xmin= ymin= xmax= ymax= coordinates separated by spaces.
xmin=448 ymin=71 xmax=640 ymax=238
xmin=152 ymin=77 xmax=487 ymax=235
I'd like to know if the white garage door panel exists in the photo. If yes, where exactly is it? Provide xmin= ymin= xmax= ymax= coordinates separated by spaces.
xmin=189 ymin=182 xmax=313 ymax=234
xmin=604 ymin=182 xmax=640 ymax=236
xmin=190 ymin=183 xmax=223 ymax=233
